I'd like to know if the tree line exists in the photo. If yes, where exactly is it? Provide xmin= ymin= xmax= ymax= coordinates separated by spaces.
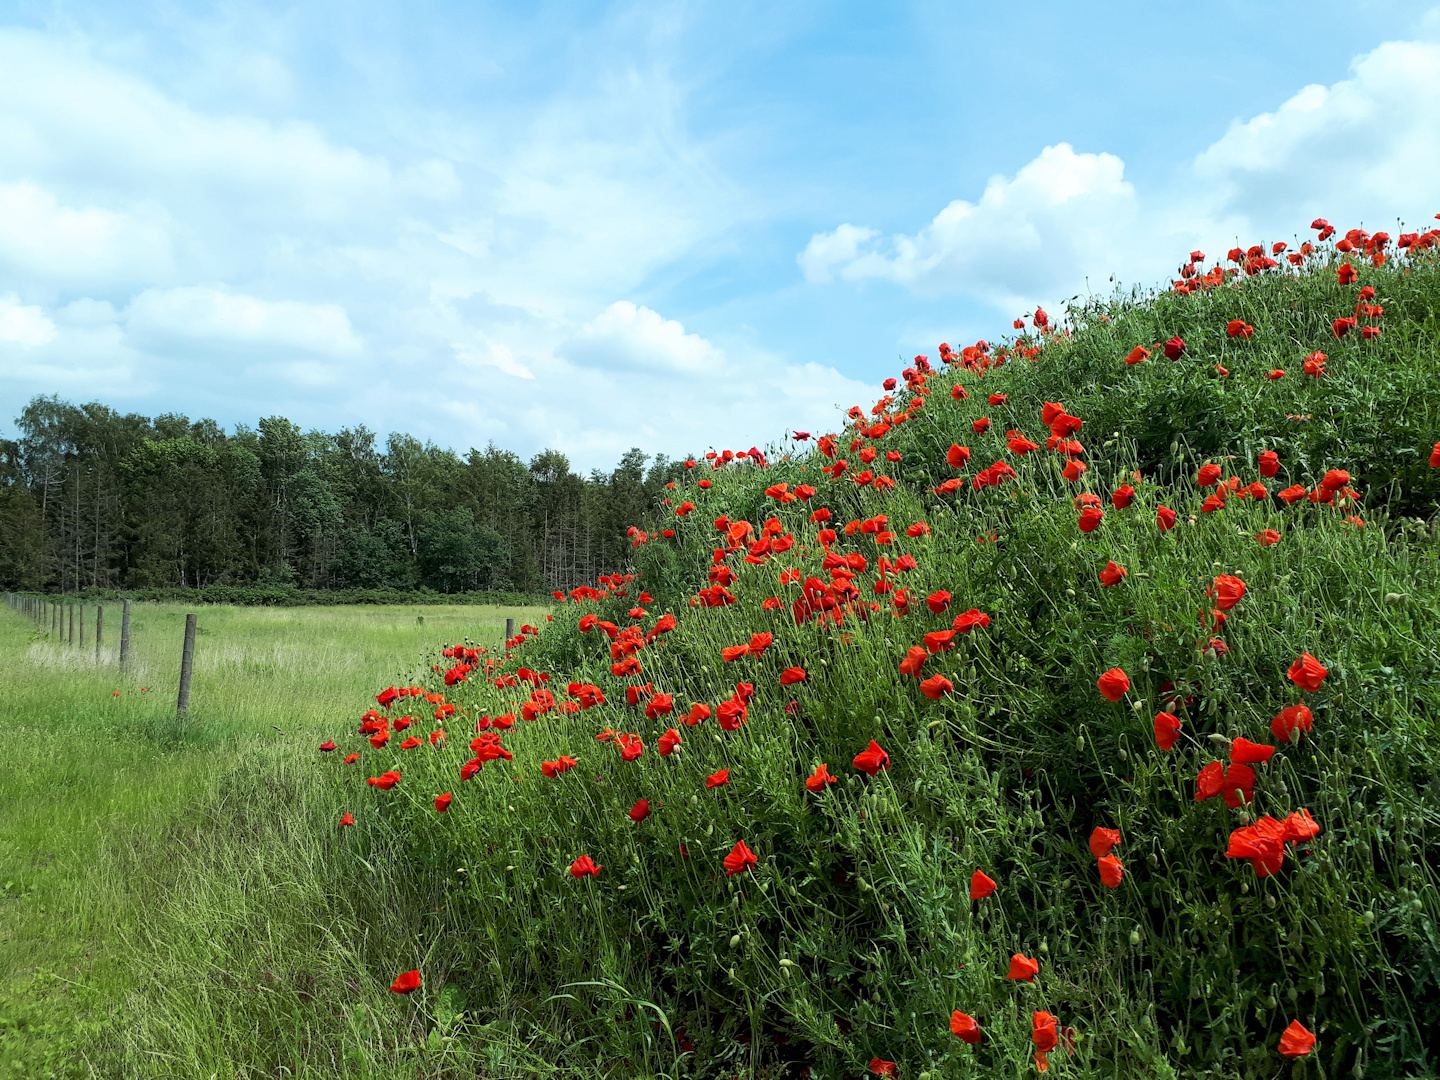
xmin=0 ymin=396 xmax=690 ymax=595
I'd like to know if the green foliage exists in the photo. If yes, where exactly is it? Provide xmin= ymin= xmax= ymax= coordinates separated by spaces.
xmin=336 ymin=252 xmax=1440 ymax=1078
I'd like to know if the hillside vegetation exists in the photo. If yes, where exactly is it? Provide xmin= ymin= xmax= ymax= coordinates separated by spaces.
xmin=323 ymin=220 xmax=1440 ymax=1079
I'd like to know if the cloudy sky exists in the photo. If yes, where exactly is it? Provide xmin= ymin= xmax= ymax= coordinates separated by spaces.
xmin=2 ymin=1 xmax=1438 ymax=468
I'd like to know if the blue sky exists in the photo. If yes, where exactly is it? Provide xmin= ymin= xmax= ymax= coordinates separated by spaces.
xmin=2 ymin=0 xmax=1439 ymax=468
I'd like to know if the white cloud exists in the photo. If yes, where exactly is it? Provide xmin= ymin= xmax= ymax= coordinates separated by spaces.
xmin=561 ymin=301 xmax=723 ymax=374
xmin=124 ymin=287 xmax=363 ymax=357
xmin=0 ymin=182 xmax=172 ymax=288
xmin=0 ymin=295 xmax=56 ymax=346
xmin=799 ymin=144 xmax=1141 ymax=306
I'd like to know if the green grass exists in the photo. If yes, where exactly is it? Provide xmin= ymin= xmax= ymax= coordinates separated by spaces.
xmin=325 ymin=246 xmax=1440 ymax=1079
xmin=0 ymin=600 xmax=546 ymax=1079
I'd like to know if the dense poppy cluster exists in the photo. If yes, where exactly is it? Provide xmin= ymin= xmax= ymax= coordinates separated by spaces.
xmin=317 ymin=213 xmax=1440 ymax=1071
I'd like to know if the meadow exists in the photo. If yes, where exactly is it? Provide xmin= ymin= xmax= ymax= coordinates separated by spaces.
xmin=0 ymin=600 xmax=546 ymax=1080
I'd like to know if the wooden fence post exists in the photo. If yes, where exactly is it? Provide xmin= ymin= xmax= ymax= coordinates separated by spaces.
xmin=177 ymin=613 xmax=197 ymax=718
xmin=79 ymin=603 xmax=86 ymax=648
xmin=96 ymin=605 xmax=104 ymax=662
xmin=120 ymin=600 xmax=132 ymax=670
xmin=505 ymin=617 xmax=515 ymax=650
xmin=69 ymin=603 xmax=75 ymax=646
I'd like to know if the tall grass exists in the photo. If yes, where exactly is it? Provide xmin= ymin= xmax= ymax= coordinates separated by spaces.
xmin=0 ymin=601 xmax=546 ymax=1079
xmin=330 ymin=246 xmax=1440 ymax=1079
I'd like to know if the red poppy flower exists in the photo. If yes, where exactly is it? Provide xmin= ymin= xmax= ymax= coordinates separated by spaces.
xmin=628 ymin=798 xmax=651 ymax=823
xmin=969 ymin=870 xmax=997 ymax=899
xmin=1431 ymin=441 xmax=1440 ymax=468
xmin=1032 ymin=1011 xmax=1059 ymax=1071
xmin=924 ymin=629 xmax=957 ymax=654
xmin=972 ymin=417 xmax=991 ymax=434
xmin=1271 ymin=703 xmax=1313 ymax=743
xmin=1097 ymin=855 xmax=1124 ymax=888
xmin=1078 ymin=507 xmax=1104 ymax=533
xmin=1062 ymin=460 xmax=1087 ymax=482
xmin=1222 ymin=762 xmax=1256 ymax=808
xmin=898 ymin=645 xmax=928 ymax=678
xmin=685 ymin=703 xmax=711 ymax=725
xmin=1153 ymin=711 xmax=1182 ymax=751
xmin=1287 ymin=653 xmax=1327 ymax=692
xmin=1226 ymin=319 xmax=1254 ymax=338
xmin=1088 ymin=827 xmax=1121 ymax=859
xmin=706 ymin=768 xmax=731 ymax=788
xmin=434 ymin=792 xmax=452 ymax=813
xmin=1124 ymin=345 xmax=1149 ymax=365
xmin=542 ymin=756 xmax=579 ymax=777
xmin=806 ymin=763 xmax=837 ymax=791
xmin=1163 ymin=336 xmax=1186 ymax=360
xmin=1197 ymin=464 xmax=1222 ymax=487
xmin=1007 ymin=954 xmax=1039 ymax=981
xmin=1096 ymin=668 xmax=1130 ymax=702
xmin=339 ymin=812 xmax=355 ymax=827
xmin=1231 ymin=737 xmax=1274 ymax=765
xmin=924 ymin=589 xmax=952 ymax=614
xmin=723 ymin=840 xmax=757 ymax=875
xmin=1111 ymin=484 xmax=1135 ymax=508
xmin=1195 ymin=761 xmax=1224 ymax=801
xmin=319 ymin=740 xmax=337 ymax=752
xmin=1099 ymin=560 xmax=1127 ymax=586
xmin=1337 ymin=263 xmax=1358 ymax=285
xmin=1157 ymin=506 xmax=1177 ymax=531
xmin=1256 ymin=528 xmax=1281 ymax=546
xmin=952 ymin=609 xmax=990 ymax=633
xmin=343 ymin=752 xmax=360 ymax=764
xmin=853 ymin=739 xmax=890 ymax=775
xmin=716 ymin=698 xmax=747 ymax=730
xmin=1208 ymin=575 xmax=1246 ymax=610
xmin=399 ymin=735 xmax=423 ymax=750
xmin=950 ymin=1010 xmax=982 ymax=1044
xmin=1279 ymin=1020 xmax=1316 ymax=1057
xmin=947 ymin=444 xmax=971 ymax=468
xmin=390 ymin=970 xmax=422 ymax=994
xmin=1277 ymin=484 xmax=1306 ymax=505
xmin=920 ymin=673 xmax=954 ymax=700
xmin=367 ymin=770 xmax=401 ymax=790
xmin=570 ymin=855 xmax=602 ymax=878
xmin=659 ymin=728 xmax=682 ymax=756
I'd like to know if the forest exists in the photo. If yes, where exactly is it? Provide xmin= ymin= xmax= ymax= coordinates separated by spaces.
xmin=0 ymin=395 xmax=691 ymax=596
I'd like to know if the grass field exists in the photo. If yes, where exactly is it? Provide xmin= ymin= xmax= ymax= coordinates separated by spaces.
xmin=0 ymin=600 xmax=546 ymax=1080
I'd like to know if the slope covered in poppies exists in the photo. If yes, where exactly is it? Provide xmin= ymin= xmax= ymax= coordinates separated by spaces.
xmin=323 ymin=219 xmax=1440 ymax=1079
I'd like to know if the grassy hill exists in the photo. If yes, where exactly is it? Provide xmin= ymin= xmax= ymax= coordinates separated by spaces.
xmin=323 ymin=222 xmax=1440 ymax=1079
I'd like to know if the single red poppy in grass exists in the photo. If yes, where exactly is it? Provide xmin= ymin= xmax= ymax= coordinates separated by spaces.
xmin=433 ymin=792 xmax=452 ymax=813
xmin=399 ymin=735 xmax=423 ymax=749
xmin=1287 ymin=653 xmax=1328 ymax=692
xmin=706 ymin=768 xmax=731 ymax=789
xmin=1008 ymin=954 xmax=1039 ymax=982
xmin=920 ymin=673 xmax=954 ymax=700
xmin=390 ymin=970 xmax=422 ymax=995
xmin=926 ymin=589 xmax=952 ymax=614
xmin=1271 ymin=703 xmax=1313 ymax=743
xmin=1277 ymin=484 xmax=1307 ymax=505
xmin=969 ymin=870 xmax=997 ymax=899
xmin=1337 ymin=263 xmax=1358 ymax=285
xmin=950 ymin=1010 xmax=982 ymax=1044
xmin=1256 ymin=529 xmax=1281 ymax=546
xmin=1097 ymin=855 xmax=1124 ymax=889
xmin=1099 ymin=561 xmax=1127 ymax=586
xmin=1197 ymin=463 xmax=1222 ymax=486
xmin=367 ymin=770 xmax=401 ymax=790
xmin=1279 ymin=1020 xmax=1316 ymax=1057
xmin=924 ymin=629 xmax=957 ymax=654
xmin=1227 ymin=319 xmax=1254 ymax=338
xmin=1111 ymin=483 xmax=1135 ymax=508
xmin=570 ymin=855 xmax=601 ymax=878
xmin=1222 ymin=762 xmax=1256 ymax=808
xmin=1089 ymin=827 xmax=1121 ymax=859
xmin=1062 ymin=460 xmax=1087 ymax=482
xmin=1430 ymin=441 xmax=1440 ymax=468
xmin=806 ymin=763 xmax=837 ymax=791
xmin=659 ymin=728 xmax=682 ymax=756
xmin=343 ymin=753 xmax=360 ymax=764
xmin=1195 ymin=761 xmax=1224 ymax=801
xmin=541 ymin=756 xmax=579 ymax=777
xmin=946 ymin=444 xmax=971 ymax=468
xmin=685 ymin=703 xmax=710 ymax=725
xmin=1154 ymin=711 xmax=1182 ymax=751
xmin=952 ymin=609 xmax=990 ymax=633
xmin=628 ymin=798 xmax=650 ymax=823
xmin=1097 ymin=668 xmax=1130 ymax=702
xmin=1163 ymin=336 xmax=1186 ymax=360
xmin=869 ymin=1057 xmax=897 ymax=1078
xmin=1157 ymin=506 xmax=1177 ymax=531
xmin=339 ymin=812 xmax=355 ymax=827
xmin=319 ymin=740 xmax=336 ymax=752
xmin=723 ymin=840 xmax=757 ymax=875
xmin=898 ymin=645 xmax=928 ymax=678
xmin=1231 ymin=737 xmax=1275 ymax=765
xmin=972 ymin=417 xmax=991 ymax=434
xmin=1124 ymin=345 xmax=1149 ymax=365
xmin=780 ymin=666 xmax=807 ymax=686
xmin=853 ymin=740 xmax=890 ymax=776
xmin=1078 ymin=507 xmax=1104 ymax=533
xmin=1208 ymin=575 xmax=1246 ymax=610
xmin=1032 ymin=1011 xmax=1059 ymax=1071
xmin=1258 ymin=450 xmax=1280 ymax=477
